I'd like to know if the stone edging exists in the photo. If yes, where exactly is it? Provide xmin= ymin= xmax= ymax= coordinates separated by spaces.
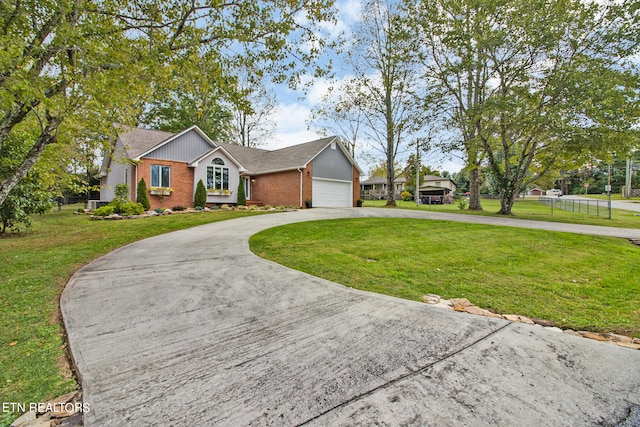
xmin=422 ymin=294 xmax=640 ymax=350
xmin=10 ymin=391 xmax=83 ymax=427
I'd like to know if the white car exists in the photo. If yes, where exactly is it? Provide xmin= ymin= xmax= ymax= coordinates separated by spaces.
xmin=546 ymin=189 xmax=562 ymax=197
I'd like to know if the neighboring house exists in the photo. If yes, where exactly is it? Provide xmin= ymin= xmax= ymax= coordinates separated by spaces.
xmin=360 ymin=176 xmax=407 ymax=200
xmin=418 ymin=175 xmax=457 ymax=204
xmin=99 ymin=125 xmax=362 ymax=210
xmin=528 ymin=187 xmax=544 ymax=196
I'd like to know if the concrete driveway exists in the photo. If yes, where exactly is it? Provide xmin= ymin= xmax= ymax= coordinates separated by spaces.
xmin=61 ymin=208 xmax=640 ymax=426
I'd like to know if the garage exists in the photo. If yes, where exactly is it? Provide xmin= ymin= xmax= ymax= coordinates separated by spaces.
xmin=312 ymin=178 xmax=353 ymax=207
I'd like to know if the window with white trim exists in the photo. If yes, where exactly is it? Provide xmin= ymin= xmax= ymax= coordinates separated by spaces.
xmin=151 ymin=165 xmax=170 ymax=187
xmin=207 ymin=158 xmax=229 ymax=191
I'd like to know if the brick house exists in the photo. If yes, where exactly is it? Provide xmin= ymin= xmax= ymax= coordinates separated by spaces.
xmin=99 ymin=125 xmax=362 ymax=210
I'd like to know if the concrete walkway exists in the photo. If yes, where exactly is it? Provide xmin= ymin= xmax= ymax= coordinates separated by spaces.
xmin=61 ymin=209 xmax=640 ymax=426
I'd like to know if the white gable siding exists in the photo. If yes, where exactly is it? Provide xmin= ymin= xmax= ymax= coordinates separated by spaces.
xmin=100 ymin=139 xmax=131 ymax=202
xmin=192 ymin=150 xmax=240 ymax=204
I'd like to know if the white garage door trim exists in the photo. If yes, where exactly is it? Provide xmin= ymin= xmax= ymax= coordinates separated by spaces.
xmin=312 ymin=178 xmax=352 ymax=208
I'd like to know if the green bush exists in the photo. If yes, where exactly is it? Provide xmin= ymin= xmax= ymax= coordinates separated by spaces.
xmin=93 ymin=205 xmax=115 ymax=216
xmin=137 ymin=178 xmax=150 ymax=210
xmin=237 ymin=179 xmax=246 ymax=206
xmin=401 ymin=190 xmax=413 ymax=201
xmin=114 ymin=183 xmax=129 ymax=202
xmin=118 ymin=202 xmax=145 ymax=216
xmin=194 ymin=179 xmax=207 ymax=208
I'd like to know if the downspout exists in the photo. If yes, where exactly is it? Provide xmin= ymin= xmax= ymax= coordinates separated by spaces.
xmin=134 ymin=165 xmax=138 ymax=201
xmin=298 ymin=168 xmax=303 ymax=208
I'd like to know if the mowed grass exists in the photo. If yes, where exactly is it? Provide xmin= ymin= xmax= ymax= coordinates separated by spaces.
xmin=364 ymin=198 xmax=640 ymax=229
xmin=250 ymin=217 xmax=640 ymax=338
xmin=0 ymin=206 xmax=267 ymax=425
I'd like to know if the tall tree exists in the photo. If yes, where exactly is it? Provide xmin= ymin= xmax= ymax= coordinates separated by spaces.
xmin=139 ymin=55 xmax=235 ymax=140
xmin=342 ymin=0 xmax=427 ymax=207
xmin=409 ymin=0 xmax=640 ymax=215
xmin=0 ymin=0 xmax=337 ymax=208
xmin=230 ymin=71 xmax=278 ymax=147
xmin=309 ymin=77 xmax=366 ymax=158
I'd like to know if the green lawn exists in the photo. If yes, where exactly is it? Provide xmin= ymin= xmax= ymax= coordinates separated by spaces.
xmin=250 ymin=217 xmax=640 ymax=338
xmin=0 ymin=206 xmax=267 ymax=426
xmin=363 ymin=197 xmax=640 ymax=229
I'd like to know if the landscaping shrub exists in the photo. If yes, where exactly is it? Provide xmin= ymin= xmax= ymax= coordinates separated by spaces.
xmin=194 ymin=179 xmax=207 ymax=208
xmin=401 ymin=190 xmax=413 ymax=201
xmin=117 ymin=202 xmax=145 ymax=216
xmin=172 ymin=206 xmax=186 ymax=211
xmin=93 ymin=205 xmax=115 ymax=216
xmin=137 ymin=178 xmax=150 ymax=210
xmin=237 ymin=179 xmax=246 ymax=206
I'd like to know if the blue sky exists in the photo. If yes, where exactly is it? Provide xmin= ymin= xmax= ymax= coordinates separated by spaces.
xmin=262 ymin=0 xmax=465 ymax=177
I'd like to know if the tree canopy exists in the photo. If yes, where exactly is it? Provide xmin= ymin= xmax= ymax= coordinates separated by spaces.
xmin=0 ymin=0 xmax=337 ymax=209
xmin=407 ymin=0 xmax=640 ymax=214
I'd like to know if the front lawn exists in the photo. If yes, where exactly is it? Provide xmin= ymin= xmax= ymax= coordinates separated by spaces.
xmin=363 ymin=198 xmax=640 ymax=229
xmin=250 ymin=218 xmax=640 ymax=337
xmin=0 ymin=206 xmax=267 ymax=426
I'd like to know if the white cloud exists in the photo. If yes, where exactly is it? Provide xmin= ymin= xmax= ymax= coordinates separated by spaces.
xmin=339 ymin=0 xmax=362 ymax=22
xmin=266 ymin=102 xmax=323 ymax=149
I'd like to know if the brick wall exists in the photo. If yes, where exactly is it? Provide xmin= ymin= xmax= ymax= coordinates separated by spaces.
xmin=251 ymin=167 xmax=312 ymax=208
xmin=136 ymin=158 xmax=194 ymax=210
xmin=352 ymin=166 xmax=360 ymax=207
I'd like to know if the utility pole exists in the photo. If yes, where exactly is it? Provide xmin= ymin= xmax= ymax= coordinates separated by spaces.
xmin=626 ymin=158 xmax=632 ymax=199
xmin=607 ymin=163 xmax=612 ymax=219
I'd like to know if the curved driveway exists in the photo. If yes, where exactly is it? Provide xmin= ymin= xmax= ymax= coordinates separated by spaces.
xmin=61 ymin=208 xmax=640 ymax=426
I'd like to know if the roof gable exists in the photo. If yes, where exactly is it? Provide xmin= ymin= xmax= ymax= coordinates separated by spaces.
xmin=136 ymin=125 xmax=218 ymax=161
xmin=117 ymin=126 xmax=176 ymax=160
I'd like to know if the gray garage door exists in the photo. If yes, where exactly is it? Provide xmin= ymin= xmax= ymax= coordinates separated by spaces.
xmin=312 ymin=178 xmax=352 ymax=207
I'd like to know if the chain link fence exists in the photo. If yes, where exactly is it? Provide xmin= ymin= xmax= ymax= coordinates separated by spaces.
xmin=538 ymin=197 xmax=611 ymax=217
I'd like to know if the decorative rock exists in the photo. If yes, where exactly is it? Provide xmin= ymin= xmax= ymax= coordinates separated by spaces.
xmin=10 ymin=410 xmax=36 ymax=427
xmin=435 ymin=300 xmax=454 ymax=310
xmin=10 ymin=391 xmax=84 ymax=427
xmin=531 ymin=318 xmax=555 ymax=327
xmin=422 ymin=294 xmax=441 ymax=304
xmin=421 ymin=294 xmax=638 ymax=350
xmin=616 ymin=342 xmax=640 ymax=350
xmin=604 ymin=333 xmax=633 ymax=344
xmin=10 ymin=412 xmax=50 ymax=427
xmin=518 ymin=316 xmax=535 ymax=325
xmin=581 ymin=332 xmax=607 ymax=341
xmin=450 ymin=298 xmax=472 ymax=311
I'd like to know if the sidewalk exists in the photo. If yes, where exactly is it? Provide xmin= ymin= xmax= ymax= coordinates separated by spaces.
xmin=61 ymin=209 xmax=640 ymax=426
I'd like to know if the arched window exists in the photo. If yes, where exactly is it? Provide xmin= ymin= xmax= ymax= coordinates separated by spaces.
xmin=207 ymin=158 xmax=229 ymax=191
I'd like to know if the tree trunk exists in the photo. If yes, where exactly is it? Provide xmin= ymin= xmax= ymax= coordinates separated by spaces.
xmin=498 ymin=189 xmax=518 ymax=215
xmin=385 ymin=169 xmax=396 ymax=207
xmin=0 ymin=117 xmax=60 ymax=208
xmin=467 ymin=166 xmax=482 ymax=210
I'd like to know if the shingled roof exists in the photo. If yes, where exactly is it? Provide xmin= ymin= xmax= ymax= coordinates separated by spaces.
xmin=219 ymin=136 xmax=346 ymax=175
xmin=109 ymin=126 xmax=357 ymax=175
xmin=116 ymin=126 xmax=176 ymax=159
